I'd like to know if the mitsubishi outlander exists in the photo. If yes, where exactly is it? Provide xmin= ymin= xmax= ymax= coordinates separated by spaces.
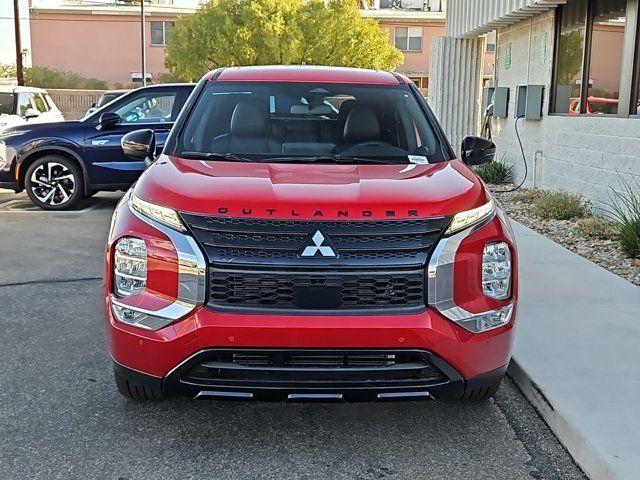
xmin=105 ymin=66 xmax=517 ymax=402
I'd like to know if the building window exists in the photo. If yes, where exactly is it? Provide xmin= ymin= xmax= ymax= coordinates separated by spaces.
xmin=552 ymin=0 xmax=628 ymax=114
xmin=150 ymin=21 xmax=174 ymax=46
xmin=394 ymin=26 xmax=423 ymax=52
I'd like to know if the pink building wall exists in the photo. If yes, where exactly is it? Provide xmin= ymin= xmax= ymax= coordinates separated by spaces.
xmin=379 ymin=21 xmax=445 ymax=78
xmin=30 ymin=12 xmax=175 ymax=85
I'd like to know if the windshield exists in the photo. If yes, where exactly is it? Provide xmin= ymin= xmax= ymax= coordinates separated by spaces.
xmin=176 ymin=82 xmax=447 ymax=164
xmin=0 ymin=93 xmax=15 ymax=115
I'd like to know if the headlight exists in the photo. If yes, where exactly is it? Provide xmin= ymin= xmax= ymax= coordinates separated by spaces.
xmin=130 ymin=193 xmax=185 ymax=231
xmin=446 ymin=199 xmax=495 ymax=235
xmin=482 ymin=242 xmax=511 ymax=300
xmin=114 ymin=237 xmax=147 ymax=297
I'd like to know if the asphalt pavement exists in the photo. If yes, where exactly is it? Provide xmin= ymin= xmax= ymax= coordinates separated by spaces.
xmin=0 ymin=190 xmax=586 ymax=480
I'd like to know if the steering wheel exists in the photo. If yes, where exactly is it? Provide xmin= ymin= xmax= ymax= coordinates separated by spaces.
xmin=348 ymin=141 xmax=390 ymax=149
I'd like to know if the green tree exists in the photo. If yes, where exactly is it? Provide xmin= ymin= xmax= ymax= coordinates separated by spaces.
xmin=165 ymin=0 xmax=403 ymax=81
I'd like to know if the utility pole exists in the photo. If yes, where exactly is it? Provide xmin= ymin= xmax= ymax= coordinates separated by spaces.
xmin=140 ymin=0 xmax=147 ymax=86
xmin=13 ymin=0 xmax=24 ymax=86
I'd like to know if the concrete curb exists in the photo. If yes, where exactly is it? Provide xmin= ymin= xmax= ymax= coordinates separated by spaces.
xmin=508 ymin=360 xmax=614 ymax=480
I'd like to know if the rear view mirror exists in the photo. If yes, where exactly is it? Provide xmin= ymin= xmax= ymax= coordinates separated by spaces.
xmin=99 ymin=112 xmax=121 ymax=130
xmin=461 ymin=136 xmax=496 ymax=166
xmin=24 ymin=108 xmax=41 ymax=120
xmin=122 ymin=129 xmax=156 ymax=167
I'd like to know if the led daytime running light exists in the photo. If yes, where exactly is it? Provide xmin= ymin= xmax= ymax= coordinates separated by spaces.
xmin=446 ymin=199 xmax=495 ymax=235
xmin=130 ymin=193 xmax=185 ymax=231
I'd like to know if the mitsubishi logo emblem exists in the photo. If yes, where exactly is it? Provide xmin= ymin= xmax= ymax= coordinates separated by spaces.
xmin=300 ymin=230 xmax=337 ymax=258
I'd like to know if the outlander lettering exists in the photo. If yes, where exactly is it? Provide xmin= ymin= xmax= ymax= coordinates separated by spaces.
xmin=105 ymin=66 xmax=517 ymax=402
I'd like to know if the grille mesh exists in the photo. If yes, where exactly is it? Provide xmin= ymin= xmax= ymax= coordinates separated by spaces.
xmin=209 ymin=269 xmax=425 ymax=310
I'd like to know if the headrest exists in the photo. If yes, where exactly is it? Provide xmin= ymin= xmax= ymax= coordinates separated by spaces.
xmin=230 ymin=101 xmax=268 ymax=137
xmin=343 ymin=106 xmax=380 ymax=143
xmin=337 ymin=100 xmax=357 ymax=122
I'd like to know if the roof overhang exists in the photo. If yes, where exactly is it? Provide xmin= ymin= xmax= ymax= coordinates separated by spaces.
xmin=445 ymin=0 xmax=566 ymax=38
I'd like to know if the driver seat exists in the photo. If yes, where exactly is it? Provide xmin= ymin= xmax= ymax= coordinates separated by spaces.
xmin=210 ymin=100 xmax=279 ymax=154
xmin=342 ymin=106 xmax=381 ymax=144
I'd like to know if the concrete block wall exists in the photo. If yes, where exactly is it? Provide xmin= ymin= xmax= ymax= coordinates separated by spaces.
xmin=491 ymin=11 xmax=640 ymax=210
xmin=48 ymin=89 xmax=103 ymax=120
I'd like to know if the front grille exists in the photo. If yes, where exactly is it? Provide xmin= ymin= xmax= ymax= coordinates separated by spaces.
xmin=180 ymin=214 xmax=450 ymax=268
xmin=210 ymin=268 xmax=425 ymax=310
xmin=180 ymin=214 xmax=450 ymax=312
xmin=179 ymin=349 xmax=449 ymax=389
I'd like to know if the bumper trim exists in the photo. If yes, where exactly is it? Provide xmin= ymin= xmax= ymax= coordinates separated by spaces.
xmin=113 ymin=358 xmax=509 ymax=402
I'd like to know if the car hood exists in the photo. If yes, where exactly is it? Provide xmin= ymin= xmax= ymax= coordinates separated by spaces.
xmin=0 ymin=120 xmax=82 ymax=138
xmin=133 ymin=155 xmax=489 ymax=220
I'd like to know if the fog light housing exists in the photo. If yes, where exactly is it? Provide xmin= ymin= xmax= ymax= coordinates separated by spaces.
xmin=457 ymin=304 xmax=514 ymax=333
xmin=482 ymin=242 xmax=511 ymax=300
xmin=114 ymin=237 xmax=147 ymax=297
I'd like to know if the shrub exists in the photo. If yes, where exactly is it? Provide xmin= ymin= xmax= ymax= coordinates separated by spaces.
xmin=511 ymin=188 xmax=542 ymax=204
xmin=575 ymin=217 xmax=619 ymax=240
xmin=474 ymin=160 xmax=513 ymax=184
xmin=533 ymin=190 xmax=589 ymax=220
xmin=24 ymin=67 xmax=108 ymax=90
xmin=606 ymin=178 xmax=640 ymax=258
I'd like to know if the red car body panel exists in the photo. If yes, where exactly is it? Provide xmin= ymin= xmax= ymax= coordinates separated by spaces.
xmin=134 ymin=157 xmax=488 ymax=220
xmin=211 ymin=65 xmax=407 ymax=85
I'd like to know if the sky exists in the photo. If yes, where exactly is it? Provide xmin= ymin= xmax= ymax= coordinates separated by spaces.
xmin=0 ymin=0 xmax=31 ymax=66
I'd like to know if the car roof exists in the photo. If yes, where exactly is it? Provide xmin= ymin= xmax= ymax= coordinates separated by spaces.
xmin=210 ymin=65 xmax=407 ymax=85
xmin=102 ymin=89 xmax=131 ymax=95
xmin=0 ymin=85 xmax=48 ymax=94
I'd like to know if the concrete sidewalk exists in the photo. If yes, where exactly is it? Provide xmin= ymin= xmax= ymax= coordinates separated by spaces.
xmin=510 ymin=222 xmax=640 ymax=480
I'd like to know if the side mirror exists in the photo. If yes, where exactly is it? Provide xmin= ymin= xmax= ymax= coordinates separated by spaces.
xmin=461 ymin=136 xmax=496 ymax=166
xmin=24 ymin=108 xmax=41 ymax=120
xmin=98 ymin=112 xmax=121 ymax=130
xmin=122 ymin=129 xmax=156 ymax=166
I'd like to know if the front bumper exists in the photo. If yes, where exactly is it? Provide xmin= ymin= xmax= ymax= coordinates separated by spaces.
xmin=106 ymin=301 xmax=515 ymax=401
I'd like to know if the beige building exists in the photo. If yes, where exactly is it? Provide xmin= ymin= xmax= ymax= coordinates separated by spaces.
xmin=430 ymin=0 xmax=640 ymax=208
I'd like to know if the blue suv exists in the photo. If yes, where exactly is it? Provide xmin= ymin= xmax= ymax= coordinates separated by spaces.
xmin=0 ymin=83 xmax=194 ymax=210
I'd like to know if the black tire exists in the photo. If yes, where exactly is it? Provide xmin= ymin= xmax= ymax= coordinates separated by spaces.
xmin=114 ymin=371 xmax=166 ymax=401
xmin=24 ymin=155 xmax=84 ymax=210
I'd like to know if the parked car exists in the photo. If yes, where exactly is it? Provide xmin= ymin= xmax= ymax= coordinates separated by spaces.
xmin=0 ymin=83 xmax=194 ymax=209
xmin=0 ymin=85 xmax=64 ymax=133
xmin=105 ymin=66 xmax=517 ymax=402
xmin=84 ymin=89 xmax=131 ymax=118
xmin=569 ymin=96 xmax=619 ymax=115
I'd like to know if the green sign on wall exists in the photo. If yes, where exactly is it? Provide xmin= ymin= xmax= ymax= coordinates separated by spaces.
xmin=504 ymin=42 xmax=512 ymax=70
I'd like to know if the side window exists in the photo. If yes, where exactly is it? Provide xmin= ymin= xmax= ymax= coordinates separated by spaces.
xmin=16 ymin=93 xmax=33 ymax=117
xmin=114 ymin=92 xmax=177 ymax=124
xmin=31 ymin=94 xmax=49 ymax=113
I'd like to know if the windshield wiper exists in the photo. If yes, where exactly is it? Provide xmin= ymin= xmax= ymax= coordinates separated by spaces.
xmin=266 ymin=155 xmax=407 ymax=165
xmin=180 ymin=151 xmax=254 ymax=162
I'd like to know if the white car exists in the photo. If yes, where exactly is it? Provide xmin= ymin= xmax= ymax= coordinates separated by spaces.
xmin=0 ymin=86 xmax=65 ymax=133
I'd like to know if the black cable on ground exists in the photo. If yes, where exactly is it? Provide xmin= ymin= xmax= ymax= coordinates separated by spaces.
xmin=492 ymin=115 xmax=528 ymax=193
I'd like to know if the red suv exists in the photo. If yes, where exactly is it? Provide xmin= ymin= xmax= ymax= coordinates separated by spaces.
xmin=105 ymin=66 xmax=517 ymax=402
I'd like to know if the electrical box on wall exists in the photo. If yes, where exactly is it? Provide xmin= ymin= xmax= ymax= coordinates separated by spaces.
xmin=493 ymin=87 xmax=510 ymax=118
xmin=482 ymin=87 xmax=495 ymax=115
xmin=515 ymin=85 xmax=544 ymax=120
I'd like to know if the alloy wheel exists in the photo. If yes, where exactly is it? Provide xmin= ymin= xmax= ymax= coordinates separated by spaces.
xmin=29 ymin=162 xmax=76 ymax=206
